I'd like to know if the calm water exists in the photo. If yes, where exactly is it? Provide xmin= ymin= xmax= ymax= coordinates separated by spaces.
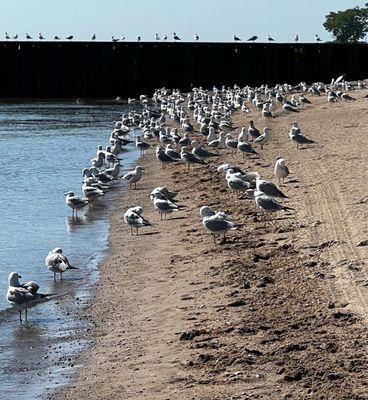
xmin=0 ymin=103 xmax=140 ymax=399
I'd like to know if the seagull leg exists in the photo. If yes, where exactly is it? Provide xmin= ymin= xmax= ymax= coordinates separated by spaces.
xmin=19 ymin=309 xmax=22 ymax=323
xmin=213 ymin=234 xmax=216 ymax=244
xmin=25 ymin=308 xmax=28 ymax=322
xmin=130 ymin=226 xmax=133 ymax=236
xmin=54 ymin=272 xmax=56 ymax=282
xmin=61 ymin=272 xmax=63 ymax=282
xmin=136 ymin=227 xmax=139 ymax=235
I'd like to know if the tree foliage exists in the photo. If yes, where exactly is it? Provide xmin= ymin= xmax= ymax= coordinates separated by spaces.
xmin=324 ymin=4 xmax=368 ymax=42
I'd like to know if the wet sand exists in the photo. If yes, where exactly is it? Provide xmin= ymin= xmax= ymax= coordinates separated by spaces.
xmin=50 ymin=92 xmax=368 ymax=399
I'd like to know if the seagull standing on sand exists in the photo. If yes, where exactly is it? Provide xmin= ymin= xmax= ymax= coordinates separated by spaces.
xmin=123 ymin=206 xmax=151 ymax=235
xmin=6 ymin=272 xmax=53 ymax=323
xmin=122 ymin=166 xmax=144 ymax=189
xmin=252 ymin=127 xmax=270 ymax=149
xmin=135 ymin=136 xmax=150 ymax=156
xmin=289 ymin=122 xmax=314 ymax=149
xmin=181 ymin=147 xmax=206 ymax=170
xmin=65 ymin=191 xmax=89 ymax=217
xmin=152 ymin=192 xmax=180 ymax=220
xmin=45 ymin=248 xmax=78 ymax=281
xmin=156 ymin=146 xmax=177 ymax=167
xmin=254 ymin=191 xmax=294 ymax=215
xmin=274 ymin=157 xmax=290 ymax=184
xmin=256 ymin=177 xmax=288 ymax=199
xmin=201 ymin=209 xmax=238 ymax=243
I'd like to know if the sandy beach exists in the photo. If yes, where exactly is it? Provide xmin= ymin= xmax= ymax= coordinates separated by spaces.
xmin=50 ymin=92 xmax=368 ymax=400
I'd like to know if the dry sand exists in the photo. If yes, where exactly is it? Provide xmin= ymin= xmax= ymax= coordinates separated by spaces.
xmin=50 ymin=92 xmax=368 ymax=400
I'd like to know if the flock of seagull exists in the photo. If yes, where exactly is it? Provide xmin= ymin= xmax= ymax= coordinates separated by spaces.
xmin=6 ymin=74 xmax=364 ymax=322
xmin=3 ymin=32 xmax=325 ymax=43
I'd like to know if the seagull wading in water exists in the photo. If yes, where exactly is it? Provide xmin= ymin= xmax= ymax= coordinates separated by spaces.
xmin=65 ymin=191 xmax=89 ymax=217
xmin=45 ymin=248 xmax=78 ymax=281
xmin=6 ymin=272 xmax=54 ymax=322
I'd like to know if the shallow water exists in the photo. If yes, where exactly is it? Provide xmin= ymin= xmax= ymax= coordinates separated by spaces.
xmin=0 ymin=103 xmax=140 ymax=399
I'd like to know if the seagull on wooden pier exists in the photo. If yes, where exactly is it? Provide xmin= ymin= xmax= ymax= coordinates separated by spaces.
xmin=66 ymin=35 xmax=73 ymax=40
xmin=267 ymin=35 xmax=275 ymax=42
xmin=92 ymin=33 xmax=96 ymax=40
xmin=39 ymin=33 xmax=45 ymax=40
xmin=5 ymin=32 xmax=10 ymax=40
xmin=54 ymin=35 xmax=60 ymax=40
xmin=163 ymin=34 xmax=167 ymax=41
xmin=13 ymin=34 xmax=18 ymax=40
xmin=136 ymin=35 xmax=141 ymax=42
xmin=294 ymin=34 xmax=299 ymax=42
xmin=315 ymin=34 xmax=322 ymax=42
xmin=173 ymin=32 xmax=181 ymax=41
xmin=26 ymin=33 xmax=32 ymax=40
xmin=233 ymin=34 xmax=241 ymax=41
xmin=112 ymin=36 xmax=119 ymax=42
xmin=194 ymin=33 xmax=199 ymax=41
xmin=248 ymin=35 xmax=258 ymax=42
xmin=155 ymin=33 xmax=160 ymax=40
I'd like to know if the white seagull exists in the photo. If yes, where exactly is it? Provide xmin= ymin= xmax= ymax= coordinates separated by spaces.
xmin=6 ymin=272 xmax=53 ymax=322
xmin=65 ymin=191 xmax=89 ymax=217
xmin=123 ymin=206 xmax=151 ymax=235
xmin=45 ymin=248 xmax=78 ymax=281
xmin=122 ymin=166 xmax=144 ymax=189
xmin=274 ymin=157 xmax=290 ymax=184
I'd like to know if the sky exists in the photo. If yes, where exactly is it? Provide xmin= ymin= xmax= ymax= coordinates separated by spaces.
xmin=0 ymin=0 xmax=367 ymax=42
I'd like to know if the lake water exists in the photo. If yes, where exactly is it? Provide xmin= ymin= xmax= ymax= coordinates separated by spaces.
xmin=0 ymin=103 xmax=140 ymax=399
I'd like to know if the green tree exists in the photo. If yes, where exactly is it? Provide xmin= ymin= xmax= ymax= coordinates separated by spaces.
xmin=324 ymin=4 xmax=368 ymax=42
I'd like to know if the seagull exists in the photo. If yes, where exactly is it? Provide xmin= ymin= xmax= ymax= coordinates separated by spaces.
xmin=274 ymin=157 xmax=290 ymax=184
xmin=202 ymin=212 xmax=237 ymax=243
xmin=135 ymin=136 xmax=150 ymax=156
xmin=254 ymin=191 xmax=294 ymax=215
xmin=66 ymin=35 xmax=73 ymax=40
xmin=226 ymin=169 xmax=251 ymax=193
xmin=283 ymin=101 xmax=299 ymax=113
xmin=82 ymin=184 xmax=105 ymax=202
xmin=65 ymin=191 xmax=89 ymax=217
xmin=252 ymin=127 xmax=270 ymax=149
xmin=45 ymin=248 xmax=78 ymax=281
xmin=92 ymin=33 xmax=96 ymax=40
xmin=315 ymin=34 xmax=322 ymax=42
xmin=294 ymin=34 xmax=299 ymax=42
xmin=5 ymin=32 xmax=10 ymax=40
xmin=200 ymin=206 xmax=230 ymax=220
xmin=26 ymin=33 xmax=32 ymax=40
xmin=165 ymin=144 xmax=181 ymax=159
xmin=121 ymin=35 xmax=125 ymax=41
xmin=267 ymin=35 xmax=275 ymax=42
xmin=163 ymin=34 xmax=167 ymax=41
xmin=156 ymin=145 xmax=178 ymax=167
xmin=150 ymin=187 xmax=178 ymax=202
xmin=123 ymin=206 xmax=151 ymax=235
xmin=256 ymin=177 xmax=288 ymax=199
xmin=136 ymin=35 xmax=141 ymax=42
xmin=233 ymin=34 xmax=241 ymax=41
xmin=248 ymin=35 xmax=258 ymax=42
xmin=194 ymin=33 xmax=199 ymax=41
xmin=112 ymin=36 xmax=119 ymax=42
xmin=289 ymin=122 xmax=314 ymax=149
xmin=122 ymin=166 xmax=144 ymax=189
xmin=191 ymin=140 xmax=218 ymax=158
xmin=237 ymin=141 xmax=258 ymax=157
xmin=155 ymin=33 xmax=160 ymax=41
xmin=173 ymin=32 xmax=181 ymax=41
xmin=248 ymin=120 xmax=260 ymax=139
xmin=54 ymin=35 xmax=60 ymax=40
xmin=6 ymin=272 xmax=53 ymax=323
xmin=180 ymin=147 xmax=206 ymax=170
xmin=152 ymin=192 xmax=180 ymax=220
xmin=13 ymin=34 xmax=18 ymax=40
xmin=39 ymin=33 xmax=45 ymax=40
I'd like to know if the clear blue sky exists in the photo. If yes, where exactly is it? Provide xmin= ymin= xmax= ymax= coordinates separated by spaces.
xmin=0 ymin=0 xmax=367 ymax=42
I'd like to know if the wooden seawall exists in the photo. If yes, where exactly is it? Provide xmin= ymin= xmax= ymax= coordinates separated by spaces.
xmin=0 ymin=41 xmax=367 ymax=98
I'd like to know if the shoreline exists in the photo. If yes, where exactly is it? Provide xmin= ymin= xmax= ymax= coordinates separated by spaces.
xmin=51 ymin=94 xmax=368 ymax=399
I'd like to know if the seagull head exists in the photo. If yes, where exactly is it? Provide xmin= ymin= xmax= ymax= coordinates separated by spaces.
xmin=200 ymin=206 xmax=214 ymax=218
xmin=65 ymin=191 xmax=74 ymax=197
xmin=8 ymin=272 xmax=21 ymax=286
xmin=135 ymin=166 xmax=144 ymax=171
